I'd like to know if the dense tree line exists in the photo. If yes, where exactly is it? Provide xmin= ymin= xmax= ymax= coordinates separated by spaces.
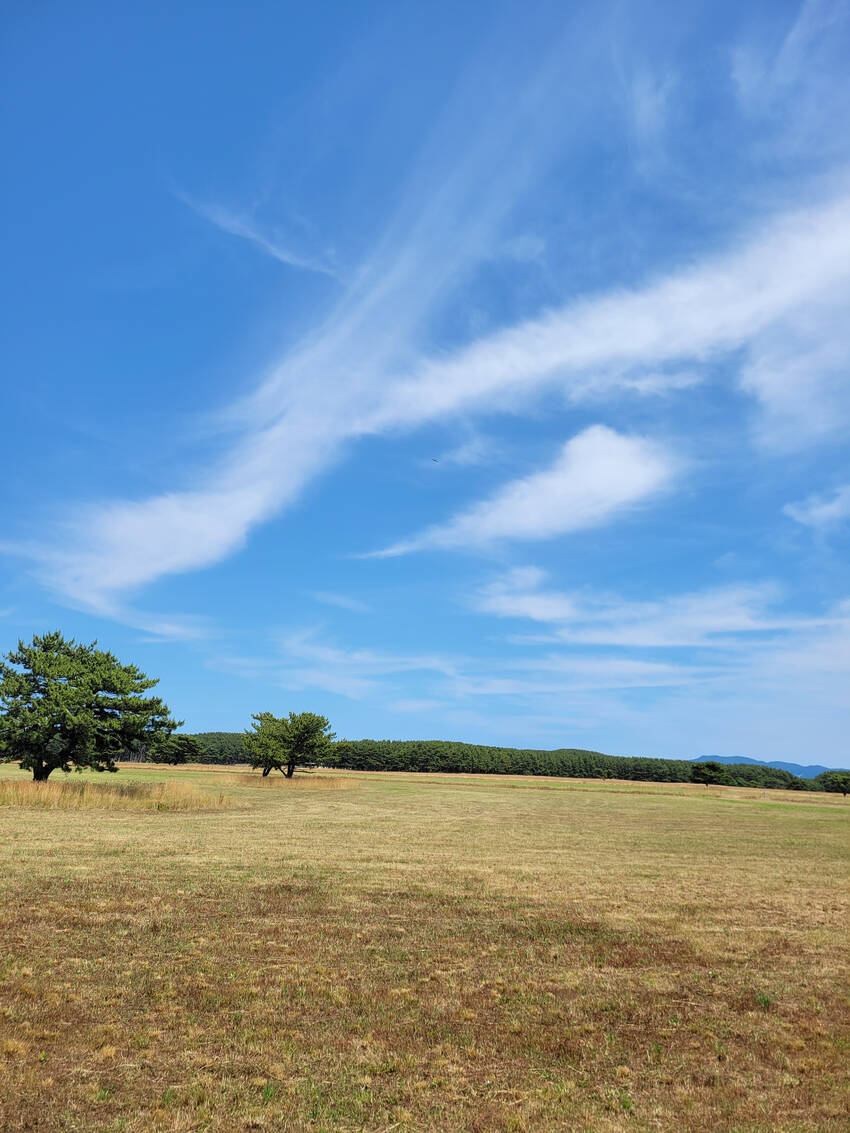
xmin=329 ymin=739 xmax=612 ymax=777
xmin=142 ymin=729 xmax=841 ymax=791
xmin=123 ymin=732 xmax=247 ymax=764
xmin=325 ymin=739 xmax=819 ymax=789
xmin=184 ymin=732 xmax=248 ymax=764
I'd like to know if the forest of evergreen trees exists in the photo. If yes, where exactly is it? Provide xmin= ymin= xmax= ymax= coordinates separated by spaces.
xmin=327 ymin=739 xmax=815 ymax=788
xmin=185 ymin=733 xmax=823 ymax=789
xmin=187 ymin=732 xmax=247 ymax=764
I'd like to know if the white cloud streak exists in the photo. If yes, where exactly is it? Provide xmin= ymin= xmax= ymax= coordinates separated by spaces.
xmin=309 ymin=590 xmax=373 ymax=613
xmin=731 ymin=0 xmax=850 ymax=139
xmin=272 ymin=628 xmax=460 ymax=700
xmin=238 ymin=625 xmax=708 ymax=703
xmin=370 ymin=426 xmax=676 ymax=556
xmin=236 ymin=592 xmax=850 ymax=710
xmin=204 ymin=584 xmax=849 ymax=760
xmin=25 ymin=186 xmax=850 ymax=611
xmin=362 ymin=194 xmax=850 ymax=434
xmin=429 ymin=433 xmax=496 ymax=467
xmin=179 ymin=195 xmax=341 ymax=279
xmin=475 ymin=568 xmax=829 ymax=648
xmin=15 ymin=4 xmax=850 ymax=622
xmin=784 ymin=484 xmax=850 ymax=527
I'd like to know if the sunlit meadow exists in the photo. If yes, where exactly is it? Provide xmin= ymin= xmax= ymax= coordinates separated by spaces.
xmin=1 ymin=763 xmax=847 ymax=1131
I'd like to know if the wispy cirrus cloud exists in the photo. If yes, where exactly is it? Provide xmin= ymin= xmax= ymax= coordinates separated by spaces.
xmin=309 ymin=590 xmax=372 ymax=614
xmin=474 ymin=567 xmax=830 ymax=648
xmin=447 ymin=655 xmax=706 ymax=697
xmin=178 ymin=193 xmax=341 ymax=279
xmin=22 ymin=185 xmax=850 ymax=615
xmin=784 ymin=484 xmax=850 ymax=528
xmin=625 ymin=66 xmax=676 ymax=180
xmin=228 ymin=624 xmax=706 ymax=705
xmin=731 ymin=0 xmax=850 ymax=151
xmin=226 ymin=598 xmax=849 ymax=711
xmin=369 ymin=426 xmax=676 ymax=557
xmin=362 ymin=193 xmax=850 ymax=438
xmin=272 ymin=627 xmax=460 ymax=700
xmin=13 ymin=6 xmax=850 ymax=622
xmin=428 ymin=432 xmax=496 ymax=468
xmin=199 ymin=583 xmax=849 ymax=757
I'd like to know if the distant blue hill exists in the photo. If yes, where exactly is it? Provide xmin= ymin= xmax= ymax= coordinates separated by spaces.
xmin=690 ymin=755 xmax=838 ymax=779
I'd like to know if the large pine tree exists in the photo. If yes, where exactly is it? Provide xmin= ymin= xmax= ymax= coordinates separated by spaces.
xmin=0 ymin=631 xmax=178 ymax=780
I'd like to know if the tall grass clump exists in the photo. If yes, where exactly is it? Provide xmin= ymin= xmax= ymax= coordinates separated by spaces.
xmin=0 ymin=778 xmax=229 ymax=811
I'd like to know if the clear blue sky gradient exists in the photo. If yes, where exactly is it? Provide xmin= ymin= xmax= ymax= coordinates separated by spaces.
xmin=2 ymin=1 xmax=849 ymax=764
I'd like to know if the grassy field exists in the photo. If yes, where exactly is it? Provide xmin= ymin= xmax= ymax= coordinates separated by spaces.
xmin=0 ymin=763 xmax=847 ymax=1132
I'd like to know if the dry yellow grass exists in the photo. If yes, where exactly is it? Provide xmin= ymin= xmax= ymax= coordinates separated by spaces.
xmin=0 ymin=763 xmax=847 ymax=1131
xmin=0 ymin=776 xmax=231 ymax=811
xmin=220 ymin=771 xmax=352 ymax=790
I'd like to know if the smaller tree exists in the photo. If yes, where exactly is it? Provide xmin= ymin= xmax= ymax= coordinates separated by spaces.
xmin=691 ymin=761 xmax=730 ymax=787
xmin=244 ymin=711 xmax=336 ymax=778
xmin=817 ymin=770 xmax=850 ymax=797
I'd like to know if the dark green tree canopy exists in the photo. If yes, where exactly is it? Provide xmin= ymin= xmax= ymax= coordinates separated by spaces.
xmin=185 ymin=732 xmax=246 ymax=764
xmin=150 ymin=733 xmax=202 ymax=765
xmin=244 ymin=711 xmax=336 ymax=777
xmin=328 ymin=742 xmax=812 ymax=790
xmin=816 ymin=770 xmax=850 ymax=797
xmin=0 ymin=631 xmax=178 ymax=780
xmin=691 ymin=760 xmax=730 ymax=787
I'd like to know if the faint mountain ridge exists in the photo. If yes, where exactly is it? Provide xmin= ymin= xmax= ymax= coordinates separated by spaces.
xmin=690 ymin=755 xmax=841 ymax=779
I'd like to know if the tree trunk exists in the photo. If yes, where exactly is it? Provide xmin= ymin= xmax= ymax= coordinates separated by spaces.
xmin=286 ymin=762 xmax=295 ymax=778
xmin=32 ymin=764 xmax=52 ymax=781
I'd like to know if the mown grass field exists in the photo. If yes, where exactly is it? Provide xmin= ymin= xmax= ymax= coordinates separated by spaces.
xmin=0 ymin=763 xmax=847 ymax=1132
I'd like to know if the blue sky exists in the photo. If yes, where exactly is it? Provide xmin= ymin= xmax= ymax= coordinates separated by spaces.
xmin=2 ymin=0 xmax=849 ymax=765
